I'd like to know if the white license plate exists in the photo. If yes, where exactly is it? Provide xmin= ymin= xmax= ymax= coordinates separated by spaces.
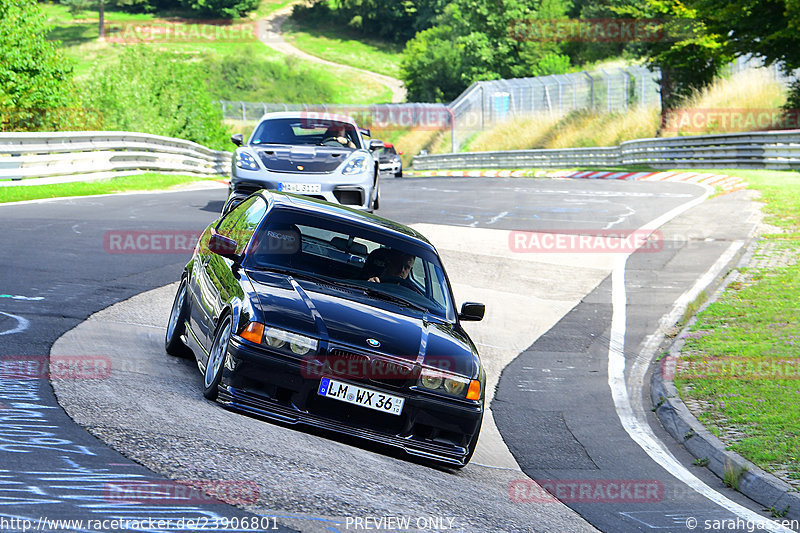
xmin=278 ymin=182 xmax=321 ymax=194
xmin=318 ymin=377 xmax=404 ymax=416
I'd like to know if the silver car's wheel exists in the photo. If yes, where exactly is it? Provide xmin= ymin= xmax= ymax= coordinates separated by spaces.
xmin=203 ymin=315 xmax=232 ymax=400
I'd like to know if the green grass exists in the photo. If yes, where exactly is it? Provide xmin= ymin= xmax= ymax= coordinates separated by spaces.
xmin=0 ymin=174 xmax=219 ymax=203
xmin=674 ymin=168 xmax=800 ymax=486
xmin=282 ymin=17 xmax=404 ymax=78
xmin=43 ymin=1 xmax=394 ymax=104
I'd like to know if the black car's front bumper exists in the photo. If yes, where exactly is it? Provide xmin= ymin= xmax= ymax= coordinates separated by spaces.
xmin=217 ymin=338 xmax=483 ymax=466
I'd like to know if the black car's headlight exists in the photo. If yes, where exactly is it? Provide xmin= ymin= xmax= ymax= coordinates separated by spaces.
xmin=418 ymin=367 xmax=481 ymax=400
xmin=240 ymin=322 xmax=318 ymax=356
xmin=235 ymin=151 xmax=259 ymax=171
xmin=342 ymin=155 xmax=369 ymax=175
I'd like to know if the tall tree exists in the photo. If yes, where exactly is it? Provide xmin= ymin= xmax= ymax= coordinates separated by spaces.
xmin=0 ymin=0 xmax=78 ymax=131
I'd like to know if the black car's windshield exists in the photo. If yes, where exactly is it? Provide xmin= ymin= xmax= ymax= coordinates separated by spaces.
xmin=244 ymin=209 xmax=455 ymax=320
xmin=250 ymin=118 xmax=361 ymax=149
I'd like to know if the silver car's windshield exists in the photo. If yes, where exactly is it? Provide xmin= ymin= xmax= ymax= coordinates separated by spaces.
xmin=250 ymin=118 xmax=361 ymax=149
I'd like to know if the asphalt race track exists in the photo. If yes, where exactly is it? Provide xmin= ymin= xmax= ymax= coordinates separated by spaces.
xmin=0 ymin=176 xmax=789 ymax=532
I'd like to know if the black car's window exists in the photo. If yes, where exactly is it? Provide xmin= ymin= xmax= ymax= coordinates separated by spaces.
xmin=246 ymin=209 xmax=454 ymax=320
xmin=216 ymin=196 xmax=267 ymax=255
xmin=250 ymin=118 xmax=361 ymax=149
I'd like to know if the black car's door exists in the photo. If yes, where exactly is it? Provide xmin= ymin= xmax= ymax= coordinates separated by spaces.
xmin=192 ymin=196 xmax=267 ymax=356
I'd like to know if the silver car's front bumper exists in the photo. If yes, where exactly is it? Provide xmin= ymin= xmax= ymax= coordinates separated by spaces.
xmin=230 ymin=167 xmax=375 ymax=211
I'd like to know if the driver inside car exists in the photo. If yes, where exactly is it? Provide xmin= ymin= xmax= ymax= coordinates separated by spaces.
xmin=367 ymin=250 xmax=420 ymax=293
xmin=323 ymin=124 xmax=356 ymax=149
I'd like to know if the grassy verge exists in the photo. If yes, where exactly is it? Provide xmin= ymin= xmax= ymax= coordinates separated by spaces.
xmin=0 ymin=174 xmax=220 ymax=203
xmin=674 ymin=169 xmax=800 ymax=488
xmin=282 ymin=18 xmax=403 ymax=78
xmin=462 ymin=68 xmax=787 ymax=153
xmin=42 ymin=2 xmax=393 ymax=104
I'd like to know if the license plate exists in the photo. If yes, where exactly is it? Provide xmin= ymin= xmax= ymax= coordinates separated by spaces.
xmin=278 ymin=182 xmax=321 ymax=194
xmin=318 ymin=377 xmax=404 ymax=416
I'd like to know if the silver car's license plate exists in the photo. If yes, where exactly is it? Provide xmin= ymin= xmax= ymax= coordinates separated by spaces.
xmin=318 ymin=377 xmax=404 ymax=416
xmin=278 ymin=182 xmax=321 ymax=194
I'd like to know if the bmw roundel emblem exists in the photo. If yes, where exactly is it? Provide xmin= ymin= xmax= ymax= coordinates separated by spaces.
xmin=366 ymin=338 xmax=381 ymax=348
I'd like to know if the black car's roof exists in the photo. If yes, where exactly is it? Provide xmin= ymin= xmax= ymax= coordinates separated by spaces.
xmin=258 ymin=191 xmax=433 ymax=247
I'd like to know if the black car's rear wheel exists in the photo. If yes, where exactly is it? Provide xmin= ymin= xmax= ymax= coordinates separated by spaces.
xmin=203 ymin=315 xmax=232 ymax=400
xmin=165 ymin=279 xmax=192 ymax=358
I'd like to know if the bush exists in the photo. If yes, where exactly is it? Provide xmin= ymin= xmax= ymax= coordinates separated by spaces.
xmin=0 ymin=0 xmax=82 ymax=131
xmin=179 ymin=0 xmax=257 ymax=18
xmin=80 ymin=47 xmax=231 ymax=150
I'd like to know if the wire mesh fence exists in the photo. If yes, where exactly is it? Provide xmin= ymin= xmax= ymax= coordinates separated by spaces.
xmin=222 ymin=60 xmax=798 ymax=152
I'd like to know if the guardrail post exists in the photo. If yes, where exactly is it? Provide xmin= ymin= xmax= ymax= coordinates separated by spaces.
xmin=240 ymin=101 xmax=246 ymax=122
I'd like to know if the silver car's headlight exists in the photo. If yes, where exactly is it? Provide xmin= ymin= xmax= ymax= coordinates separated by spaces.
xmin=235 ymin=151 xmax=259 ymax=171
xmin=342 ymin=155 xmax=369 ymax=175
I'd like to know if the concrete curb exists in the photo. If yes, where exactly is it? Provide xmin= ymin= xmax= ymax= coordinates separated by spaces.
xmin=650 ymin=240 xmax=800 ymax=521
xmin=404 ymin=168 xmax=745 ymax=191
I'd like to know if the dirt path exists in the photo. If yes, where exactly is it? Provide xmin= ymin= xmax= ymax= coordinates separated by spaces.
xmin=256 ymin=5 xmax=406 ymax=103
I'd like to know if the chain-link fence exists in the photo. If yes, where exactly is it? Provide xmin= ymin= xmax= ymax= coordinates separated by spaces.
xmin=448 ymin=66 xmax=660 ymax=148
xmin=221 ymin=66 xmax=661 ymax=151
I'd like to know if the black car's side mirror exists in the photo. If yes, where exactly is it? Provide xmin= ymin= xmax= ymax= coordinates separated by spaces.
xmin=369 ymin=139 xmax=385 ymax=151
xmin=459 ymin=302 xmax=485 ymax=322
xmin=231 ymin=133 xmax=244 ymax=146
xmin=209 ymin=231 xmax=239 ymax=261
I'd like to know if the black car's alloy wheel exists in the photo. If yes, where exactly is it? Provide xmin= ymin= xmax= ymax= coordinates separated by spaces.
xmin=203 ymin=315 xmax=232 ymax=400
xmin=165 ymin=279 xmax=192 ymax=358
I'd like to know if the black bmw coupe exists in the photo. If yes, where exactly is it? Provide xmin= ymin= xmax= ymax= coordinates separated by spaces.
xmin=166 ymin=191 xmax=486 ymax=466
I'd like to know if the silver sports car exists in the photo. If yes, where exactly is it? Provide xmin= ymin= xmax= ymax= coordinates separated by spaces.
xmin=228 ymin=112 xmax=383 ymax=213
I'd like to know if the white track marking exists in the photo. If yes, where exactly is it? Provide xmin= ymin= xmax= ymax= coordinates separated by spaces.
xmin=607 ymin=185 xmax=793 ymax=532
xmin=0 ymin=311 xmax=30 ymax=336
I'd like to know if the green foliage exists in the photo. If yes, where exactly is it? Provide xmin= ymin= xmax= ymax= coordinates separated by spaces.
xmin=293 ymin=0 xmax=446 ymax=43
xmin=0 ymin=0 xmax=81 ymax=131
xmin=609 ymin=0 xmax=732 ymax=110
xmin=401 ymin=25 xmax=467 ymax=102
xmin=80 ymin=47 xmax=230 ymax=149
xmin=688 ymin=0 xmax=800 ymax=72
xmin=178 ymin=0 xmax=257 ymax=18
xmin=200 ymin=54 xmax=338 ymax=102
xmin=401 ymin=0 xmax=572 ymax=101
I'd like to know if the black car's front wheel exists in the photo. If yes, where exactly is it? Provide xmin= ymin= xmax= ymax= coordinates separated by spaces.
xmin=203 ymin=314 xmax=232 ymax=400
xmin=165 ymin=279 xmax=192 ymax=358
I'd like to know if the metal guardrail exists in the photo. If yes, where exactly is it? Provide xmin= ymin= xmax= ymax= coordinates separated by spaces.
xmin=413 ymin=131 xmax=800 ymax=171
xmin=0 ymin=131 xmax=231 ymax=180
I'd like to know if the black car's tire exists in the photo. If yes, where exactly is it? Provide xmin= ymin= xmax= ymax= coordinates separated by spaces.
xmin=395 ymin=168 xmax=403 ymax=178
xmin=165 ymin=279 xmax=192 ymax=358
xmin=203 ymin=314 xmax=232 ymax=401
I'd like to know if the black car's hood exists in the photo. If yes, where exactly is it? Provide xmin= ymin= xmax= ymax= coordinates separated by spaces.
xmin=254 ymin=145 xmax=353 ymax=173
xmin=246 ymin=270 xmax=477 ymax=376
